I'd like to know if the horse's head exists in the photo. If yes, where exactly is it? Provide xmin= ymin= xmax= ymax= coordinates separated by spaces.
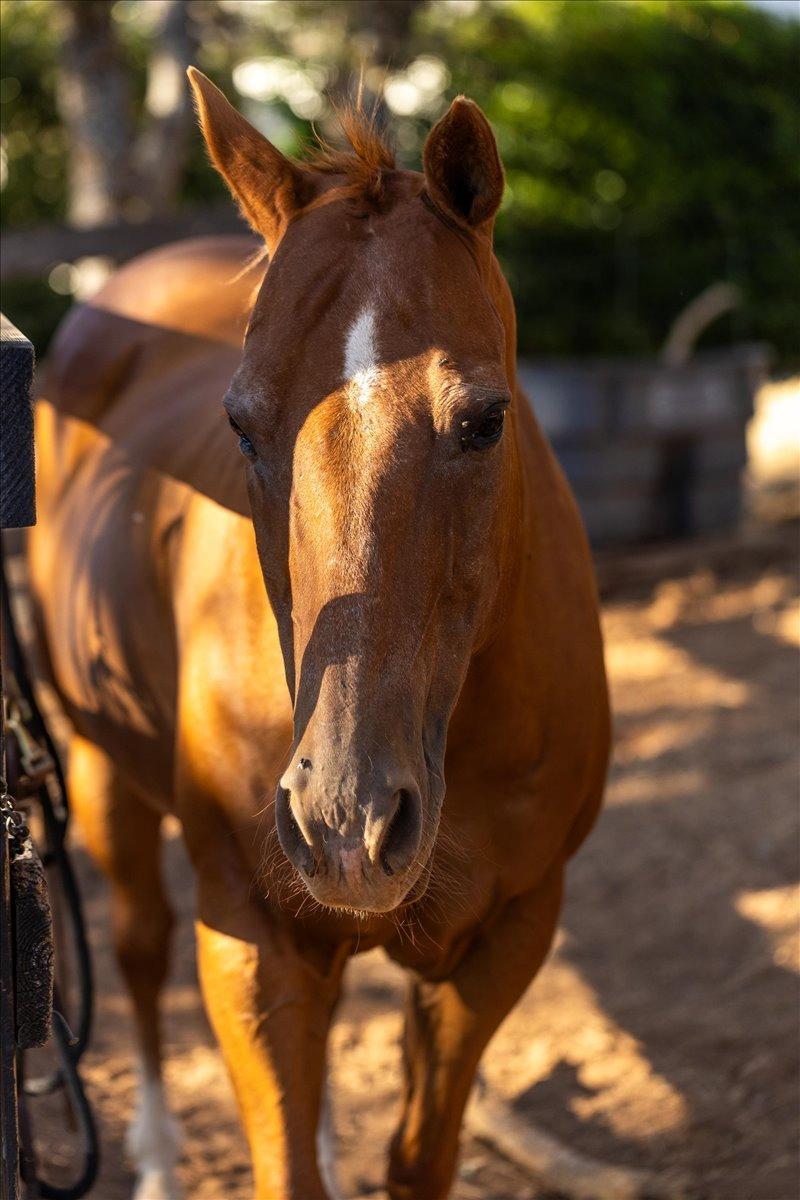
xmin=190 ymin=70 xmax=520 ymax=913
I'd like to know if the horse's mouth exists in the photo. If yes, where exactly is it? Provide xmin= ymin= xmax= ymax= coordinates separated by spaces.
xmin=390 ymin=841 xmax=437 ymax=911
xmin=290 ymin=822 xmax=439 ymax=917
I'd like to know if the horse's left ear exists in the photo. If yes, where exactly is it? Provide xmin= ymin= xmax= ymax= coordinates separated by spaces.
xmin=423 ymin=97 xmax=504 ymax=230
xmin=187 ymin=67 xmax=314 ymax=252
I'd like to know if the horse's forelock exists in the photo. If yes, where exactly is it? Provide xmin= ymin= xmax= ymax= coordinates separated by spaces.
xmin=303 ymin=102 xmax=397 ymax=208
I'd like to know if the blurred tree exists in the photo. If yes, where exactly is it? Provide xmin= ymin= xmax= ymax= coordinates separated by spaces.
xmin=420 ymin=0 xmax=800 ymax=360
xmin=56 ymin=0 xmax=131 ymax=225
xmin=1 ymin=0 xmax=797 ymax=366
xmin=56 ymin=0 xmax=195 ymax=225
xmin=129 ymin=0 xmax=196 ymax=214
xmin=344 ymin=0 xmax=424 ymax=67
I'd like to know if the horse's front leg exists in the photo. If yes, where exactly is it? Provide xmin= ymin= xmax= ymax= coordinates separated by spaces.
xmin=388 ymin=863 xmax=564 ymax=1200
xmin=191 ymin=857 xmax=347 ymax=1199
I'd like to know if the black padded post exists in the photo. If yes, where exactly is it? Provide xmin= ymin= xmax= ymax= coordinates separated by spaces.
xmin=1 ymin=311 xmax=37 ymax=1200
xmin=1 ymin=315 xmax=36 ymax=531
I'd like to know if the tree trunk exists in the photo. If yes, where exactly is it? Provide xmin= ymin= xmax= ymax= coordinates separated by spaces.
xmin=56 ymin=0 xmax=195 ymax=227
xmin=56 ymin=0 xmax=133 ymax=227
xmin=131 ymin=0 xmax=197 ymax=215
xmin=346 ymin=0 xmax=424 ymax=66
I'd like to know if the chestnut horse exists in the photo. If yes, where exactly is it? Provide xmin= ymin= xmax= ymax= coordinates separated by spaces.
xmin=28 ymin=71 xmax=611 ymax=1199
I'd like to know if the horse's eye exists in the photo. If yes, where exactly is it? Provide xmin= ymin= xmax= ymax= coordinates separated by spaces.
xmin=228 ymin=414 xmax=256 ymax=459
xmin=460 ymin=404 xmax=507 ymax=452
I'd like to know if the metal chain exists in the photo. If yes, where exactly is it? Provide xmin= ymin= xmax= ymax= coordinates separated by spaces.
xmin=1 ymin=791 xmax=30 ymax=862
xmin=2 ymin=670 xmax=55 ymax=866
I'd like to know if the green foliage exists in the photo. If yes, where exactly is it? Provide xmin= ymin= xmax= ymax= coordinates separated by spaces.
xmin=420 ymin=0 xmax=800 ymax=360
xmin=0 ymin=0 xmax=64 ymax=225
xmin=1 ymin=0 xmax=798 ymax=363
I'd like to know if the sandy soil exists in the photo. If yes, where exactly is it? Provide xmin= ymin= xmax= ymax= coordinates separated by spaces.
xmin=23 ymin=529 xmax=800 ymax=1200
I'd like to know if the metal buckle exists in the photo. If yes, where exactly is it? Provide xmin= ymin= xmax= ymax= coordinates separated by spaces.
xmin=5 ymin=696 xmax=55 ymax=791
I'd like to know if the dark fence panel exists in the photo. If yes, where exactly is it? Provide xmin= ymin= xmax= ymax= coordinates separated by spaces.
xmin=521 ymin=344 xmax=769 ymax=545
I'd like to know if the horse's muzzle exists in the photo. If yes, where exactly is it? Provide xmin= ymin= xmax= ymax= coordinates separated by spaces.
xmin=275 ymin=762 xmax=425 ymax=911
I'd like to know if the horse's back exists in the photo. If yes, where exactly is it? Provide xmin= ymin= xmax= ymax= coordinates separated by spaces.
xmin=43 ymin=234 xmax=258 ymax=424
xmin=28 ymin=237 xmax=264 ymax=797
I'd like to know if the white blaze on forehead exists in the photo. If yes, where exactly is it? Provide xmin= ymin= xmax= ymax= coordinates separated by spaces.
xmin=344 ymin=306 xmax=378 ymax=405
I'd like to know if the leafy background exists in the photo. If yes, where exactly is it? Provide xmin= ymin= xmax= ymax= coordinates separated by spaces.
xmin=1 ymin=0 xmax=798 ymax=363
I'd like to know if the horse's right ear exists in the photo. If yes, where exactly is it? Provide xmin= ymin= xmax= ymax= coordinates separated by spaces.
xmin=187 ymin=67 xmax=313 ymax=252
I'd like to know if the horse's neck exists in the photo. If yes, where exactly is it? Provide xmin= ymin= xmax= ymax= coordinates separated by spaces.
xmin=457 ymin=387 xmax=601 ymax=727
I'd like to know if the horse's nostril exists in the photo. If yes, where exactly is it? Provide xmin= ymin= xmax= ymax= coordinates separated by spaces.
xmin=286 ymin=806 xmax=314 ymax=873
xmin=381 ymin=788 xmax=422 ymax=877
xmin=276 ymin=787 xmax=317 ymax=877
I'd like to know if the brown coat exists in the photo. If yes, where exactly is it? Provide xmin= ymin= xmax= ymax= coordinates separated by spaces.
xmin=28 ymin=75 xmax=609 ymax=1200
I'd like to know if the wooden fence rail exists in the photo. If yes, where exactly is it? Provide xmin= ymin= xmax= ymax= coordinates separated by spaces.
xmin=0 ymin=221 xmax=765 ymax=547
xmin=0 ymin=206 xmax=245 ymax=281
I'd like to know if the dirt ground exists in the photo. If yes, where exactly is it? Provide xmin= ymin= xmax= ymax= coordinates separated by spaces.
xmin=24 ymin=527 xmax=799 ymax=1200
